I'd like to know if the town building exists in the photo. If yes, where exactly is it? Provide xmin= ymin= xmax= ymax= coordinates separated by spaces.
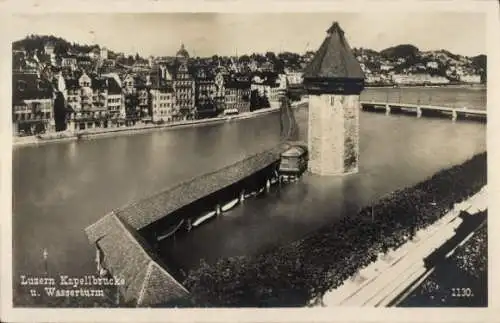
xmin=12 ymin=72 xmax=55 ymax=136
xmin=426 ymin=61 xmax=439 ymax=69
xmin=150 ymin=85 xmax=175 ymax=123
xmin=105 ymin=77 xmax=125 ymax=125
xmin=137 ymin=81 xmax=152 ymax=123
xmin=44 ymin=42 xmax=55 ymax=55
xmin=194 ymin=66 xmax=217 ymax=118
xmin=250 ymin=72 xmax=286 ymax=108
xmin=391 ymin=73 xmax=450 ymax=85
xmin=460 ymin=74 xmax=481 ymax=84
xmin=224 ymin=74 xmax=251 ymax=114
xmin=284 ymin=69 xmax=303 ymax=85
xmin=64 ymin=72 xmax=112 ymax=131
xmin=61 ymin=56 xmax=78 ymax=70
xmin=100 ymin=47 xmax=108 ymax=60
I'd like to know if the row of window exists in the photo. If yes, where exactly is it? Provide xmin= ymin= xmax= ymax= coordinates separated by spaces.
xmin=16 ymin=80 xmax=49 ymax=92
xmin=69 ymin=111 xmax=107 ymax=119
xmin=154 ymin=109 xmax=173 ymax=116
xmin=13 ymin=105 xmax=50 ymax=112
xmin=154 ymin=95 xmax=172 ymax=101
xmin=14 ymin=112 xmax=51 ymax=121
xmin=154 ymin=103 xmax=172 ymax=108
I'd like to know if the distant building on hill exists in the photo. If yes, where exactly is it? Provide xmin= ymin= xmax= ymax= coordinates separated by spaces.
xmin=460 ymin=74 xmax=481 ymax=84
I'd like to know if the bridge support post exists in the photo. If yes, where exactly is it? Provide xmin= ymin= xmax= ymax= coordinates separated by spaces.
xmin=385 ymin=104 xmax=391 ymax=116
xmin=239 ymin=189 xmax=245 ymax=203
xmin=416 ymin=107 xmax=422 ymax=118
xmin=452 ymin=109 xmax=458 ymax=121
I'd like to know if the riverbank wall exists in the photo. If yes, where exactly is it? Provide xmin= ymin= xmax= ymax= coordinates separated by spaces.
xmin=13 ymin=100 xmax=308 ymax=149
xmin=182 ymin=152 xmax=487 ymax=307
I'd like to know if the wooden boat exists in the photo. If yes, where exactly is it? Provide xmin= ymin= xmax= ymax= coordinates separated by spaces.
xmin=192 ymin=210 xmax=217 ymax=227
xmin=156 ymin=219 xmax=185 ymax=241
xmin=221 ymin=198 xmax=239 ymax=212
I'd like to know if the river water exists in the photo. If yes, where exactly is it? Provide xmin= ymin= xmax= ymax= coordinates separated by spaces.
xmin=12 ymin=87 xmax=486 ymax=300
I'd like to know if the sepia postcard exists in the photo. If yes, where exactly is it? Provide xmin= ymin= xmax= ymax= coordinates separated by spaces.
xmin=1 ymin=0 xmax=499 ymax=322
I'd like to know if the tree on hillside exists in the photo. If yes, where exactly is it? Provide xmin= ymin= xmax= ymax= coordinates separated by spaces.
xmin=380 ymin=44 xmax=419 ymax=59
xmin=265 ymin=51 xmax=277 ymax=62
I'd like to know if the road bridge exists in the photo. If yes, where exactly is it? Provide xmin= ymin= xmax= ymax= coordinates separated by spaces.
xmin=361 ymin=101 xmax=486 ymax=122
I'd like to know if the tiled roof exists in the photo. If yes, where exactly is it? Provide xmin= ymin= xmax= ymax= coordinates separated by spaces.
xmin=65 ymin=78 xmax=79 ymax=90
xmin=303 ymin=22 xmax=364 ymax=80
xmin=12 ymin=73 xmax=53 ymax=101
xmin=85 ymin=213 xmax=190 ymax=306
xmin=106 ymin=77 xmax=122 ymax=94
xmin=114 ymin=146 xmax=285 ymax=230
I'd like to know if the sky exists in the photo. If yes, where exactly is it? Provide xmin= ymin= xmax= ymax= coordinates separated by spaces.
xmin=9 ymin=12 xmax=486 ymax=57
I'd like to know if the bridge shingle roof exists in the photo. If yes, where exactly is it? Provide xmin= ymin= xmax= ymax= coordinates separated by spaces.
xmin=113 ymin=146 xmax=285 ymax=231
xmin=84 ymin=213 xmax=189 ymax=306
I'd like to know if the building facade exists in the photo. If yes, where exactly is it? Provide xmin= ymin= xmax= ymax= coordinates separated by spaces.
xmin=194 ymin=67 xmax=217 ymax=118
xmin=224 ymin=74 xmax=251 ymax=113
xmin=64 ymin=72 xmax=112 ymax=131
xmin=12 ymin=73 xmax=55 ymax=136
xmin=150 ymin=86 xmax=175 ymax=123
xmin=173 ymin=61 xmax=195 ymax=120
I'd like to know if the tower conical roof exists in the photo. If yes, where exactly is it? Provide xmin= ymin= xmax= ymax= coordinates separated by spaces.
xmin=303 ymin=22 xmax=364 ymax=80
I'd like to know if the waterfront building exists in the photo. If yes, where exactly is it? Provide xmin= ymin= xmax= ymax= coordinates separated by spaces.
xmin=194 ymin=66 xmax=218 ymax=118
xmin=224 ymin=74 xmax=251 ymax=114
xmin=213 ymin=71 xmax=227 ymax=113
xmin=172 ymin=61 xmax=195 ymax=120
xmin=251 ymin=72 xmax=285 ymax=107
xmin=303 ymin=22 xmax=365 ymax=176
xmin=269 ymin=74 xmax=288 ymax=107
xmin=150 ymin=85 xmax=175 ymax=123
xmin=137 ymin=82 xmax=152 ymax=123
xmin=12 ymin=72 xmax=55 ymax=136
xmin=106 ymin=77 xmax=125 ymax=125
xmin=64 ymin=72 xmax=112 ymax=131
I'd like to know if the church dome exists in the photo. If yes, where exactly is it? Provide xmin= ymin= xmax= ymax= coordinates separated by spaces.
xmin=176 ymin=43 xmax=190 ymax=59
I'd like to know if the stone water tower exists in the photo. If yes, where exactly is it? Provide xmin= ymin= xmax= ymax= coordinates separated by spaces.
xmin=303 ymin=22 xmax=365 ymax=176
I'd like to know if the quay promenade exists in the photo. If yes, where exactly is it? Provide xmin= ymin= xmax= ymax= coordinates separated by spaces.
xmin=13 ymin=101 xmax=307 ymax=148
